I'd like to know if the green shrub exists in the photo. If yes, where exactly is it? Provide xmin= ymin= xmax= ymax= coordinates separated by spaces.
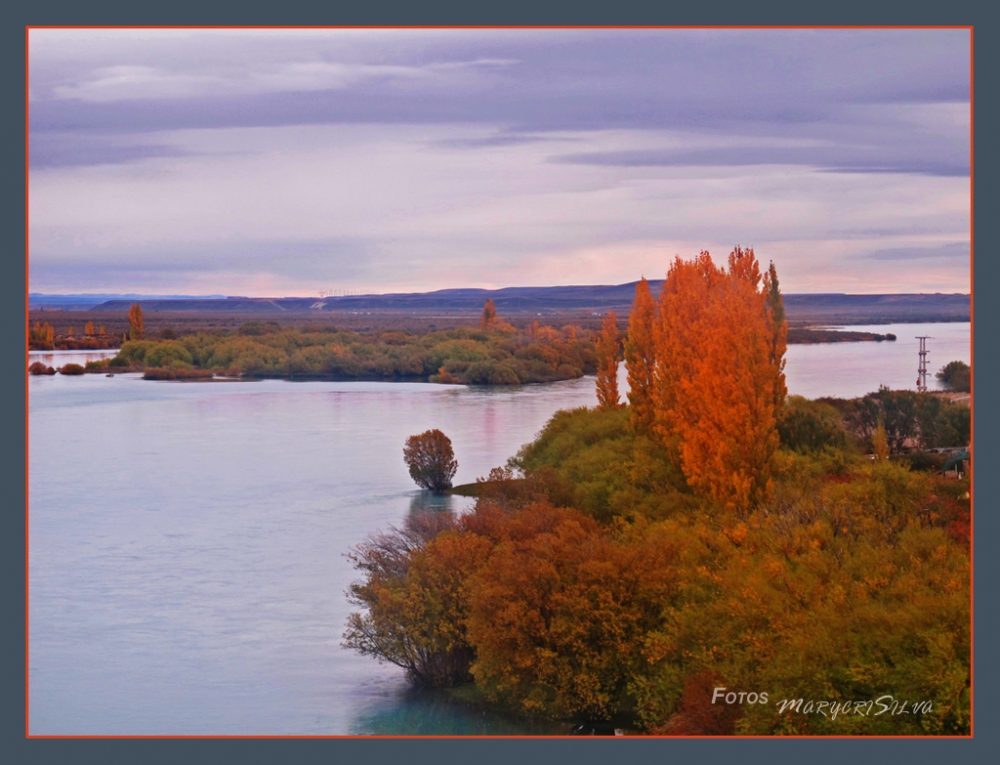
xmin=936 ymin=360 xmax=970 ymax=392
xmin=143 ymin=341 xmax=194 ymax=368
xmin=143 ymin=366 xmax=214 ymax=380
xmin=777 ymin=396 xmax=848 ymax=454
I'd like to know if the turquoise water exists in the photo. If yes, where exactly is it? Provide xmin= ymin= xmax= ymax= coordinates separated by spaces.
xmin=28 ymin=374 xmax=594 ymax=735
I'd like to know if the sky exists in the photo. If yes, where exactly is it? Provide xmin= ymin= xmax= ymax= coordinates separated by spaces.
xmin=28 ymin=28 xmax=971 ymax=296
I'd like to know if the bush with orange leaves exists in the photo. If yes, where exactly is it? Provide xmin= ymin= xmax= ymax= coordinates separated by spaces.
xmin=403 ymin=429 xmax=459 ymax=492
xmin=464 ymin=503 xmax=665 ymax=721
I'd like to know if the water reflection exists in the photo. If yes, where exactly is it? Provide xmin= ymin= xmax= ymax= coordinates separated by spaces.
xmin=408 ymin=491 xmax=461 ymax=517
xmin=348 ymin=686 xmax=568 ymax=736
xmin=28 ymin=349 xmax=119 ymax=369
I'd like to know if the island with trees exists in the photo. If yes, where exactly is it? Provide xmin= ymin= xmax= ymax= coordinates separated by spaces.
xmin=65 ymin=300 xmax=600 ymax=383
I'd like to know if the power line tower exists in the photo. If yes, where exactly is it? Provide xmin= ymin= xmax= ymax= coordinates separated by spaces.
xmin=916 ymin=336 xmax=931 ymax=392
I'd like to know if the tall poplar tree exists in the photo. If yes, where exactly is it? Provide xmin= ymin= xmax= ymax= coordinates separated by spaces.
xmin=595 ymin=311 xmax=621 ymax=409
xmin=480 ymin=299 xmax=497 ymax=329
xmin=128 ymin=304 xmax=144 ymax=340
xmin=651 ymin=253 xmax=724 ymax=459
xmin=675 ymin=248 xmax=783 ymax=510
xmin=765 ymin=260 xmax=788 ymax=411
xmin=639 ymin=248 xmax=786 ymax=512
xmin=625 ymin=278 xmax=657 ymax=430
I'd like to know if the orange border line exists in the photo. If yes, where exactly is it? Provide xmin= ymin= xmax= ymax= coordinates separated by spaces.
xmin=967 ymin=24 xmax=975 ymax=740
xmin=24 ymin=23 xmax=31 ymax=741
xmin=23 ymin=24 xmax=975 ymax=741
xmin=24 ymin=25 xmax=973 ymax=29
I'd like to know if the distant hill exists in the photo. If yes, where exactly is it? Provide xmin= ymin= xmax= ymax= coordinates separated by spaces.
xmin=34 ymin=283 xmax=970 ymax=324
xmin=780 ymin=292 xmax=970 ymax=324
xmin=29 ymin=293 xmax=226 ymax=310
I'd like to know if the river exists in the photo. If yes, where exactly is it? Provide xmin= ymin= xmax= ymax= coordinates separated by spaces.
xmin=27 ymin=322 xmax=970 ymax=735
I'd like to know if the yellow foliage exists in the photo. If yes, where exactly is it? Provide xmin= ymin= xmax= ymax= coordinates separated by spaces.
xmin=595 ymin=311 xmax=621 ymax=410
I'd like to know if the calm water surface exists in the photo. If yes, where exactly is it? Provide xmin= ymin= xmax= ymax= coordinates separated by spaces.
xmin=29 ymin=349 xmax=119 ymax=368
xmin=783 ymin=323 xmax=970 ymax=400
xmin=29 ymin=374 xmax=595 ymax=735
xmin=28 ymin=323 xmax=969 ymax=734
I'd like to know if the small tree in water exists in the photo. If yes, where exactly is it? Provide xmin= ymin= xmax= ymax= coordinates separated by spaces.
xmin=404 ymin=429 xmax=458 ymax=492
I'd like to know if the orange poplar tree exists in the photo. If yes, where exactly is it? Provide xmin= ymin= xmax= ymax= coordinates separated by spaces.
xmin=651 ymin=253 xmax=724 ymax=459
xmin=128 ymin=304 xmax=144 ymax=340
xmin=639 ymin=248 xmax=786 ymax=512
xmin=594 ymin=311 xmax=622 ymax=409
xmin=480 ymin=299 xmax=497 ymax=329
xmin=678 ymin=248 xmax=783 ymax=510
xmin=84 ymin=321 xmax=95 ymax=336
xmin=625 ymin=278 xmax=657 ymax=430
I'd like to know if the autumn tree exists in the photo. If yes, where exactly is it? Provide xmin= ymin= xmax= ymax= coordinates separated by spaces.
xmin=594 ymin=311 xmax=621 ymax=409
xmin=404 ymin=429 xmax=459 ymax=492
xmin=651 ymin=252 xmax=724 ymax=460
xmin=28 ymin=321 xmax=55 ymax=350
xmin=481 ymin=299 xmax=497 ymax=329
xmin=465 ymin=503 xmax=653 ymax=721
xmin=343 ymin=514 xmax=492 ymax=687
xmin=675 ymin=248 xmax=784 ymax=510
xmin=645 ymin=248 xmax=785 ymax=512
xmin=128 ymin=304 xmax=144 ymax=340
xmin=625 ymin=278 xmax=657 ymax=430
xmin=84 ymin=321 xmax=95 ymax=336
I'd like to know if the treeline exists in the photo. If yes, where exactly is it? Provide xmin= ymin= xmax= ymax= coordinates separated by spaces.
xmin=344 ymin=249 xmax=970 ymax=735
xmin=28 ymin=320 xmax=116 ymax=351
xmin=801 ymin=388 xmax=970 ymax=455
xmin=100 ymin=317 xmax=598 ymax=384
xmin=346 ymin=448 xmax=968 ymax=733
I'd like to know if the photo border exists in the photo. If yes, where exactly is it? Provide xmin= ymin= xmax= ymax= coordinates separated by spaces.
xmin=6 ymin=2 xmax=994 ymax=763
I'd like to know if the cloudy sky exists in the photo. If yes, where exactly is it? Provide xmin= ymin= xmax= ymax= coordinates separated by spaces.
xmin=28 ymin=28 xmax=971 ymax=296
